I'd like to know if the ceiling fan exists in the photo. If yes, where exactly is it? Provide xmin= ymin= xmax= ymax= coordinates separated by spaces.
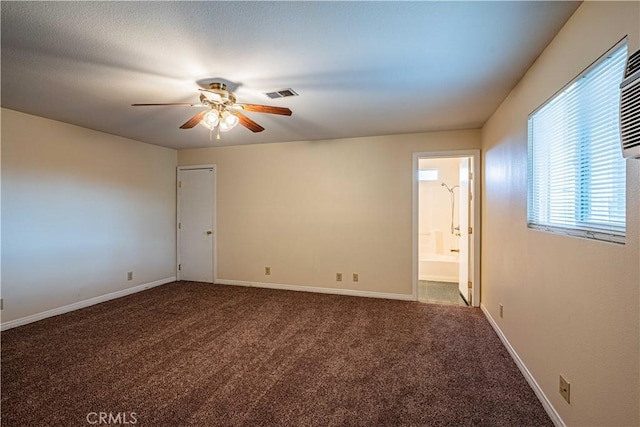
xmin=132 ymin=82 xmax=292 ymax=139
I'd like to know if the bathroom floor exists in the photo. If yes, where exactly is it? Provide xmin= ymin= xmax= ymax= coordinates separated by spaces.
xmin=418 ymin=280 xmax=468 ymax=306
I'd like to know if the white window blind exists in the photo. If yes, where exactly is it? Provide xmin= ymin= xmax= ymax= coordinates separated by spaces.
xmin=527 ymin=42 xmax=627 ymax=244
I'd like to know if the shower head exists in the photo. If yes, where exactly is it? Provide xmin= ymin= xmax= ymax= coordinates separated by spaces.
xmin=441 ymin=182 xmax=459 ymax=193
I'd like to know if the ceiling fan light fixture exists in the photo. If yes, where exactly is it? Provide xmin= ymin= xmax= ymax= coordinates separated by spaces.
xmin=134 ymin=80 xmax=290 ymax=135
xmin=219 ymin=110 xmax=239 ymax=132
xmin=199 ymin=110 xmax=220 ymax=131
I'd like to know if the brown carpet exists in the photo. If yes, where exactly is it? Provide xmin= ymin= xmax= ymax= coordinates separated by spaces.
xmin=1 ymin=282 xmax=552 ymax=426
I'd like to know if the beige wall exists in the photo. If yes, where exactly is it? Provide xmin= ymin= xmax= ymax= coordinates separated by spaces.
xmin=179 ymin=130 xmax=480 ymax=296
xmin=1 ymin=108 xmax=177 ymax=323
xmin=481 ymin=2 xmax=640 ymax=426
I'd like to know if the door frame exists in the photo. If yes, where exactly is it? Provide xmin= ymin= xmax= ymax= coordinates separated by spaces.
xmin=412 ymin=150 xmax=481 ymax=306
xmin=176 ymin=165 xmax=217 ymax=283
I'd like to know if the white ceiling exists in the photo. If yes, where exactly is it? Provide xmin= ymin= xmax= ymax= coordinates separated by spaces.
xmin=1 ymin=1 xmax=580 ymax=149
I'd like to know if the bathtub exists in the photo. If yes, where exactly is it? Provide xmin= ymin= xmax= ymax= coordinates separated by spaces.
xmin=419 ymin=253 xmax=459 ymax=283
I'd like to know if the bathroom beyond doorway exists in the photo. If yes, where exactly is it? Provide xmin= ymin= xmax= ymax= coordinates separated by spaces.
xmin=412 ymin=150 xmax=480 ymax=307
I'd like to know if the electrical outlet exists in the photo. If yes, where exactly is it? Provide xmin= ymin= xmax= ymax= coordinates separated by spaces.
xmin=559 ymin=375 xmax=570 ymax=403
xmin=353 ymin=273 xmax=359 ymax=282
xmin=499 ymin=304 xmax=503 ymax=318
xmin=265 ymin=267 xmax=271 ymax=276
xmin=336 ymin=273 xmax=343 ymax=282
xmin=127 ymin=272 xmax=133 ymax=281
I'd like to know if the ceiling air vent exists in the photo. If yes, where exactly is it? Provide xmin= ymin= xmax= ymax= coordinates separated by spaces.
xmin=620 ymin=48 xmax=640 ymax=159
xmin=265 ymin=88 xmax=299 ymax=99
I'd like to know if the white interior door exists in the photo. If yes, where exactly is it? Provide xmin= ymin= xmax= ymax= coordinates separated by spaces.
xmin=178 ymin=168 xmax=214 ymax=283
xmin=458 ymin=158 xmax=471 ymax=303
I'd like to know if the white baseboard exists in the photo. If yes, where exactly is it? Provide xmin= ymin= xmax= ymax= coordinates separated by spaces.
xmin=216 ymin=279 xmax=414 ymax=301
xmin=1 ymin=277 xmax=176 ymax=331
xmin=480 ymin=304 xmax=565 ymax=427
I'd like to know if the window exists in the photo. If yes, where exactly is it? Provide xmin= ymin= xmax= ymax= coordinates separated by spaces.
xmin=418 ymin=168 xmax=439 ymax=181
xmin=527 ymin=42 xmax=627 ymax=244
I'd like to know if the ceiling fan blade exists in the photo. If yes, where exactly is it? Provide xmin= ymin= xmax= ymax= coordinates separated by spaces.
xmin=231 ymin=111 xmax=265 ymax=133
xmin=132 ymin=103 xmax=204 ymax=107
xmin=197 ymin=89 xmax=223 ymax=102
xmin=234 ymin=104 xmax=292 ymax=116
xmin=179 ymin=110 xmax=209 ymax=129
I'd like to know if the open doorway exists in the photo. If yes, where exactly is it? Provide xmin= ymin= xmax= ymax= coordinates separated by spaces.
xmin=412 ymin=151 xmax=480 ymax=307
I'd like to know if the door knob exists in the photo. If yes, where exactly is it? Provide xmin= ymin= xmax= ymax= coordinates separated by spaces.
xmin=206 ymin=230 xmax=212 ymax=235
